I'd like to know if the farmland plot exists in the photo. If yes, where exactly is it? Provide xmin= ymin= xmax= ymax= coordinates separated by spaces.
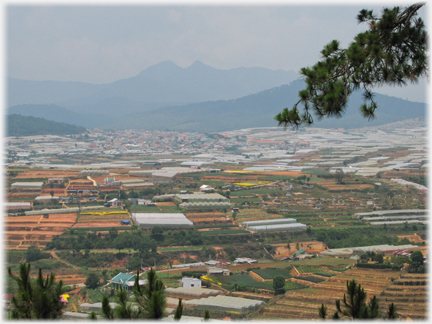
xmin=5 ymin=213 xmax=77 ymax=250
xmin=73 ymin=211 xmax=130 ymax=228
xmin=256 ymin=267 xmax=397 ymax=320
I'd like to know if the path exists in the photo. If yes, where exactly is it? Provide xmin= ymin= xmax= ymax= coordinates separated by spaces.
xmin=87 ymin=176 xmax=97 ymax=186
xmin=50 ymin=251 xmax=80 ymax=270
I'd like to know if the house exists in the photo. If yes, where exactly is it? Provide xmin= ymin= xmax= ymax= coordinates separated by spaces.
xmin=207 ymin=267 xmax=230 ymax=276
xmin=47 ymin=177 xmax=64 ymax=183
xmin=181 ymin=277 xmax=202 ymax=288
xmin=105 ymin=198 xmax=123 ymax=207
xmin=200 ymin=185 xmax=214 ymax=193
xmin=109 ymin=273 xmax=147 ymax=292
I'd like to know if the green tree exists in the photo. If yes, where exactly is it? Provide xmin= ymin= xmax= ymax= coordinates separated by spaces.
xmin=275 ymin=4 xmax=427 ymax=128
xmin=385 ymin=303 xmax=398 ymax=319
xmin=133 ymin=269 xmax=167 ymax=319
xmin=204 ymin=310 xmax=210 ymax=321
xmin=88 ymin=311 xmax=98 ymax=320
xmin=174 ymin=298 xmax=183 ymax=320
xmin=410 ymin=251 xmax=424 ymax=269
xmin=25 ymin=245 xmax=50 ymax=262
xmin=85 ymin=272 xmax=100 ymax=289
xmin=333 ymin=279 xmax=380 ymax=319
xmin=273 ymin=275 xmax=286 ymax=295
xmin=335 ymin=169 xmax=345 ymax=184
xmin=318 ymin=304 xmax=327 ymax=320
xmin=8 ymin=263 xmax=65 ymax=319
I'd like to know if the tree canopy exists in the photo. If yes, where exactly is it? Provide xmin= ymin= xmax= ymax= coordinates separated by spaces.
xmin=275 ymin=3 xmax=427 ymax=128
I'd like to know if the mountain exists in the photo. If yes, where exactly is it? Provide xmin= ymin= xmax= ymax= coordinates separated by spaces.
xmin=7 ymin=104 xmax=110 ymax=128
xmin=101 ymin=79 xmax=426 ymax=132
xmin=6 ymin=114 xmax=87 ymax=137
xmin=7 ymin=61 xmax=299 ymax=115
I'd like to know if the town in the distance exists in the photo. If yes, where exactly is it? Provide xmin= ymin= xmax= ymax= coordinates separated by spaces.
xmin=4 ymin=117 xmax=427 ymax=320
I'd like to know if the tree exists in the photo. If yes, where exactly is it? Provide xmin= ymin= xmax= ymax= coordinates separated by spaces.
xmin=85 ymin=272 xmax=100 ymax=289
xmin=335 ymin=169 xmax=345 ymax=184
xmin=333 ymin=279 xmax=380 ymax=319
xmin=410 ymin=250 xmax=424 ymax=269
xmin=8 ymin=262 xmax=65 ymax=319
xmin=204 ymin=310 xmax=210 ymax=321
xmin=273 ymin=275 xmax=286 ymax=295
xmin=133 ymin=269 xmax=167 ymax=319
xmin=174 ymin=298 xmax=183 ymax=320
xmin=25 ymin=245 xmax=50 ymax=262
xmin=386 ymin=302 xmax=398 ymax=319
xmin=318 ymin=304 xmax=327 ymax=320
xmin=275 ymin=4 xmax=427 ymax=128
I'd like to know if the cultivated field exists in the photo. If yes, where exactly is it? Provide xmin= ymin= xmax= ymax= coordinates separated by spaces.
xmin=13 ymin=169 xmax=79 ymax=179
xmin=5 ymin=213 xmax=77 ymax=250
xmin=73 ymin=211 xmax=131 ymax=228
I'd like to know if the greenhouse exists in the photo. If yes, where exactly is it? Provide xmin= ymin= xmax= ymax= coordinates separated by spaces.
xmin=11 ymin=182 xmax=44 ymax=190
xmin=354 ymin=209 xmax=428 ymax=219
xmin=184 ymin=295 xmax=265 ymax=314
xmin=132 ymin=213 xmax=193 ymax=228
xmin=165 ymin=287 xmax=223 ymax=299
xmin=176 ymin=192 xmax=230 ymax=202
xmin=79 ymin=302 xmax=119 ymax=314
xmin=247 ymin=222 xmax=306 ymax=233
xmin=179 ymin=202 xmax=233 ymax=210
xmin=242 ymin=218 xmax=297 ymax=228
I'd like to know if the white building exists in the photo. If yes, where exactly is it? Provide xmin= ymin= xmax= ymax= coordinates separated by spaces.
xmin=181 ymin=277 xmax=202 ymax=288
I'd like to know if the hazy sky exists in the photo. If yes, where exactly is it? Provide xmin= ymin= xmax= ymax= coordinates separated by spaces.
xmin=6 ymin=1 xmax=429 ymax=102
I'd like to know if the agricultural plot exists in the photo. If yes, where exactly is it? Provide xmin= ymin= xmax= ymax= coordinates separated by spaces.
xmin=5 ymin=213 xmax=77 ymax=250
xmin=209 ymin=274 xmax=274 ymax=291
xmin=196 ymin=223 xmax=245 ymax=235
xmin=130 ymin=204 xmax=183 ymax=213
xmin=184 ymin=212 xmax=231 ymax=225
xmin=13 ymin=169 xmax=79 ymax=179
xmin=232 ymin=209 xmax=284 ymax=223
xmin=73 ymin=211 xmax=130 ymax=228
xmin=294 ymin=266 xmax=336 ymax=277
xmin=251 ymin=268 xmax=293 ymax=280
xmin=378 ymin=273 xmax=427 ymax=320
xmin=257 ymin=267 xmax=397 ymax=320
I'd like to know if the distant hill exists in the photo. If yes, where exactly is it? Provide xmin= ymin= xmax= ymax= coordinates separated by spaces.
xmin=8 ymin=61 xmax=299 ymax=117
xmin=6 ymin=114 xmax=87 ymax=137
xmin=101 ymin=79 xmax=426 ymax=132
xmin=7 ymin=104 xmax=110 ymax=128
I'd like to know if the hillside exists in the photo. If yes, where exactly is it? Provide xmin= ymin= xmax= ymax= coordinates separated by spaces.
xmin=8 ymin=61 xmax=299 ymax=115
xmin=6 ymin=114 xmax=87 ymax=137
xmin=101 ymin=79 xmax=426 ymax=132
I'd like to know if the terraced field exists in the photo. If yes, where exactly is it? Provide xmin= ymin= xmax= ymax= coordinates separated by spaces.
xmin=256 ymin=267 xmax=400 ymax=320
xmin=5 ymin=213 xmax=77 ymax=250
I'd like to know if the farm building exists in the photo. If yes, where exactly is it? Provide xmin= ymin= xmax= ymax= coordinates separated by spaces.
xmin=132 ymin=213 xmax=193 ymax=228
xmin=247 ymin=222 xmax=307 ymax=233
xmin=79 ymin=302 xmax=120 ymax=314
xmin=354 ymin=209 xmax=428 ymax=218
xmin=179 ymin=202 xmax=233 ymax=210
xmin=200 ymin=185 xmax=214 ymax=192
xmin=11 ymin=182 xmax=44 ymax=190
xmin=181 ymin=278 xmax=202 ymax=288
xmin=47 ymin=177 xmax=65 ymax=183
xmin=63 ymin=312 xmax=103 ymax=320
xmin=5 ymin=202 xmax=31 ymax=211
xmin=241 ymin=218 xmax=297 ymax=228
xmin=184 ymin=295 xmax=265 ymax=314
xmin=165 ymin=287 xmax=223 ymax=300
xmin=319 ymin=244 xmax=420 ymax=257
xmin=175 ymin=192 xmax=229 ymax=203
xmin=109 ymin=272 xmax=147 ymax=292
xmin=171 ymin=262 xmax=206 ymax=269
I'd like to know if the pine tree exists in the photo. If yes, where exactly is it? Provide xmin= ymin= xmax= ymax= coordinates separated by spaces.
xmin=275 ymin=3 xmax=427 ymax=128
xmin=204 ymin=309 xmax=210 ymax=321
xmin=8 ymin=263 xmax=65 ymax=319
xmin=174 ymin=298 xmax=183 ymax=320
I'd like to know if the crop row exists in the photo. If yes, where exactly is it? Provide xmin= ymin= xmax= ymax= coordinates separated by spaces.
xmin=252 ymin=268 xmax=293 ymax=280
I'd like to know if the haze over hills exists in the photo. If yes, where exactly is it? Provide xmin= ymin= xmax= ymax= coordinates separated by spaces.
xmin=8 ymin=78 xmax=426 ymax=133
xmin=8 ymin=60 xmax=299 ymax=114
xmin=7 ymin=61 xmax=426 ymax=133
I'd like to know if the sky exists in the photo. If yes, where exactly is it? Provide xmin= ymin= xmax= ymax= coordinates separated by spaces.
xmin=5 ymin=0 xmax=430 ymax=102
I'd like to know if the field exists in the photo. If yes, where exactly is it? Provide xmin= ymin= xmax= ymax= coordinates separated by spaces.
xmin=255 ymin=267 xmax=401 ymax=320
xmin=73 ymin=211 xmax=131 ymax=228
xmin=13 ymin=169 xmax=80 ymax=179
xmin=5 ymin=213 xmax=77 ymax=250
xmin=250 ymin=268 xmax=293 ymax=280
xmin=184 ymin=212 xmax=231 ymax=225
